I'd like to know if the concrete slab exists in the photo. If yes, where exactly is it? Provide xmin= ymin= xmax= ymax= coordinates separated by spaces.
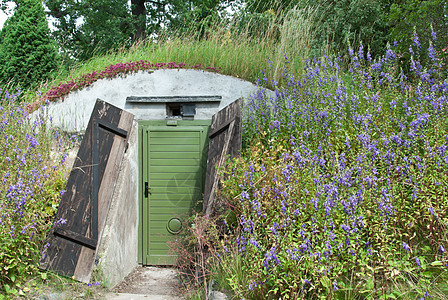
xmin=97 ymin=122 xmax=139 ymax=288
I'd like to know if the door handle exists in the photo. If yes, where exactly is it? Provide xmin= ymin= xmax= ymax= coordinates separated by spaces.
xmin=144 ymin=182 xmax=152 ymax=198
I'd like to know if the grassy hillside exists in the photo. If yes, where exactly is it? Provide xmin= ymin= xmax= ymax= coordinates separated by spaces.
xmin=30 ymin=7 xmax=321 ymax=107
xmin=0 ymin=6 xmax=447 ymax=300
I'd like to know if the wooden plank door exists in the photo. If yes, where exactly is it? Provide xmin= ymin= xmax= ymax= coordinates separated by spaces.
xmin=203 ymin=99 xmax=242 ymax=216
xmin=141 ymin=125 xmax=208 ymax=265
xmin=39 ymin=99 xmax=133 ymax=283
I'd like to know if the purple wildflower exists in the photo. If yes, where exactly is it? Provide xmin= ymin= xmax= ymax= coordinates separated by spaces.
xmin=402 ymin=242 xmax=411 ymax=252
xmin=428 ymin=45 xmax=437 ymax=61
xmin=333 ymin=280 xmax=339 ymax=291
xmin=385 ymin=46 xmax=395 ymax=62
xmin=249 ymin=238 xmax=261 ymax=249
xmin=431 ymin=30 xmax=437 ymax=42
xmin=416 ymin=257 xmax=421 ymax=268
xmin=88 ymin=281 xmax=101 ymax=287
xmin=413 ymin=34 xmax=421 ymax=52
xmin=241 ymin=191 xmax=249 ymax=201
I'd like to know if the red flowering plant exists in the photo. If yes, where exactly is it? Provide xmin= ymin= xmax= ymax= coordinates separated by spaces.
xmin=26 ymin=61 xmax=221 ymax=112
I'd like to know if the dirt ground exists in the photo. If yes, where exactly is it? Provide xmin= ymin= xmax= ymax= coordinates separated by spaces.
xmin=107 ymin=266 xmax=185 ymax=299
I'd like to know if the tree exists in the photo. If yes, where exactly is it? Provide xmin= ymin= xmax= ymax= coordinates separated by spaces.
xmin=45 ymin=0 xmax=134 ymax=61
xmin=165 ymin=0 xmax=231 ymax=38
xmin=0 ymin=0 xmax=59 ymax=88
xmin=131 ymin=0 xmax=146 ymax=42
xmin=45 ymin=0 xmax=234 ymax=61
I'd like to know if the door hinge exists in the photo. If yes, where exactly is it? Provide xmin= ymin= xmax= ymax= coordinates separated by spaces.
xmin=144 ymin=182 xmax=151 ymax=198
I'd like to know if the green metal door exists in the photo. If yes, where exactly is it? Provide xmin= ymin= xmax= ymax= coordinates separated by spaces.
xmin=138 ymin=121 xmax=210 ymax=265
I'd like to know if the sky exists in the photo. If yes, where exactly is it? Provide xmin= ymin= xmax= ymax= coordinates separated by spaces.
xmin=0 ymin=1 xmax=15 ymax=29
xmin=0 ymin=2 xmax=59 ymax=31
xmin=0 ymin=9 xmax=9 ymax=29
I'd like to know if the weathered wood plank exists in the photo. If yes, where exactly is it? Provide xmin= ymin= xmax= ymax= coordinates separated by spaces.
xmin=39 ymin=99 xmax=134 ymax=283
xmin=74 ymin=110 xmax=133 ymax=282
xmin=203 ymin=99 xmax=242 ymax=216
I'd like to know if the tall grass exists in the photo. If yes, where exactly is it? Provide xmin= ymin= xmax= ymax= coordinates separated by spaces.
xmin=45 ymin=5 xmax=325 ymax=100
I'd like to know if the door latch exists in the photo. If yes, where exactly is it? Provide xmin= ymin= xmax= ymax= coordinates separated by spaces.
xmin=144 ymin=182 xmax=152 ymax=198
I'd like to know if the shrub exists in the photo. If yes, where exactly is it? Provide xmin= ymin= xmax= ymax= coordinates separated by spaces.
xmin=388 ymin=0 xmax=448 ymax=71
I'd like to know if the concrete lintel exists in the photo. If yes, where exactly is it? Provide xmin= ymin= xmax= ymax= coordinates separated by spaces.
xmin=126 ymin=95 xmax=222 ymax=103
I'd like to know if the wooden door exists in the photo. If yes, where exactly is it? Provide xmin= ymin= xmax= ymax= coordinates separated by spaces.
xmin=39 ymin=99 xmax=133 ymax=283
xmin=203 ymin=99 xmax=242 ymax=216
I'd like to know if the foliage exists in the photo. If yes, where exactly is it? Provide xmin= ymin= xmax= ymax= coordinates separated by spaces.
xmin=164 ymin=0 xmax=232 ymax=39
xmin=240 ymin=0 xmax=447 ymax=66
xmin=44 ymin=0 xmax=235 ymax=63
xmin=0 ymin=0 xmax=58 ymax=89
xmin=234 ymin=0 xmax=390 ymax=61
xmin=297 ymin=0 xmax=389 ymax=59
xmin=387 ymin=0 xmax=448 ymax=71
xmin=0 ymin=91 xmax=69 ymax=295
xmin=45 ymin=0 xmax=134 ymax=62
xmin=171 ymin=213 xmax=223 ymax=299
xmin=207 ymin=32 xmax=448 ymax=298
xmin=244 ymin=0 xmax=297 ymax=13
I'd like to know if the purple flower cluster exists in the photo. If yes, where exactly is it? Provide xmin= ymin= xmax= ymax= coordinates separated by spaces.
xmin=1 ymin=90 xmax=66 ymax=284
xmin=222 ymin=33 xmax=448 ymax=297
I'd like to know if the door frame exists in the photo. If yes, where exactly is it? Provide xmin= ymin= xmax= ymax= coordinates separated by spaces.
xmin=137 ymin=119 xmax=211 ymax=265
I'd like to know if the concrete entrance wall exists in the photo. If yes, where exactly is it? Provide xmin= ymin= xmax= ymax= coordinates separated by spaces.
xmin=46 ymin=69 xmax=263 ymax=132
xmin=46 ymin=69 xmax=272 ymax=288
xmin=96 ymin=122 xmax=139 ymax=287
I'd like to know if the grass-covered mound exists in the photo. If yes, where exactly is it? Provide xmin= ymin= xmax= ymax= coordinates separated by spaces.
xmin=28 ymin=8 xmax=319 ymax=108
xmin=202 ymin=35 xmax=448 ymax=299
